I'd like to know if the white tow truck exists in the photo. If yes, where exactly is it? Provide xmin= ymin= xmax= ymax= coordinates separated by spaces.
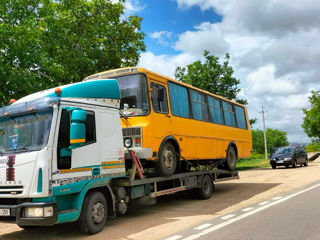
xmin=0 ymin=79 xmax=238 ymax=234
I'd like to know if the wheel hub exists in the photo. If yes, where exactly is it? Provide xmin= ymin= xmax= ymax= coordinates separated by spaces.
xmin=163 ymin=148 xmax=174 ymax=169
xmin=91 ymin=202 xmax=105 ymax=224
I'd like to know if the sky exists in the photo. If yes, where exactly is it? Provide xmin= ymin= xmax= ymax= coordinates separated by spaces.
xmin=124 ymin=0 xmax=320 ymax=143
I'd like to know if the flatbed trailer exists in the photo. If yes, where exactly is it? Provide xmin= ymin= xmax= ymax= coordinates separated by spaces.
xmin=110 ymin=151 xmax=239 ymax=210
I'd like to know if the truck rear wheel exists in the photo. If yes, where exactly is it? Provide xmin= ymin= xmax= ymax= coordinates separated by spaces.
xmin=156 ymin=142 xmax=177 ymax=177
xmin=196 ymin=175 xmax=214 ymax=200
xmin=78 ymin=191 xmax=107 ymax=234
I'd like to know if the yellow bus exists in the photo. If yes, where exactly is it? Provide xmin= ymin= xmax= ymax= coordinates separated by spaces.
xmin=85 ymin=67 xmax=252 ymax=176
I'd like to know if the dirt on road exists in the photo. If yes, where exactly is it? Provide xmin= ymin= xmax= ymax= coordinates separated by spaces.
xmin=1 ymin=157 xmax=320 ymax=240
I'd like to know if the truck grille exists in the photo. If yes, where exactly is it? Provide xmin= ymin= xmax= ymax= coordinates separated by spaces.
xmin=0 ymin=186 xmax=23 ymax=195
xmin=122 ymin=127 xmax=141 ymax=136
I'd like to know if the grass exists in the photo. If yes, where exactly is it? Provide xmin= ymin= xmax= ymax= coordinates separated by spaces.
xmin=237 ymin=153 xmax=270 ymax=170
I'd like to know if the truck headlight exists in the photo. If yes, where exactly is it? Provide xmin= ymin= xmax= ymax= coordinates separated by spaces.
xmin=124 ymin=138 xmax=132 ymax=148
xmin=24 ymin=206 xmax=53 ymax=218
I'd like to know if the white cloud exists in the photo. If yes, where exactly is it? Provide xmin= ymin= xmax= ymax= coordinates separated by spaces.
xmin=138 ymin=0 xmax=320 ymax=143
xmin=150 ymin=31 xmax=173 ymax=46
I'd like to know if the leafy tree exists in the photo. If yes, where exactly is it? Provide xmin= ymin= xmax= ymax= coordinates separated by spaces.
xmin=305 ymin=140 xmax=320 ymax=153
xmin=0 ymin=0 xmax=145 ymax=106
xmin=252 ymin=128 xmax=289 ymax=154
xmin=302 ymin=90 xmax=320 ymax=140
xmin=249 ymin=118 xmax=257 ymax=128
xmin=175 ymin=50 xmax=247 ymax=104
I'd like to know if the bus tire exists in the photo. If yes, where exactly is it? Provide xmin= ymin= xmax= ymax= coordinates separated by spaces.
xmin=78 ymin=191 xmax=107 ymax=234
xmin=156 ymin=142 xmax=177 ymax=177
xmin=196 ymin=175 xmax=214 ymax=200
xmin=225 ymin=146 xmax=237 ymax=171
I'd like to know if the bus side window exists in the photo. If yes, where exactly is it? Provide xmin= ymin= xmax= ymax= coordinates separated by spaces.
xmin=235 ymin=105 xmax=247 ymax=129
xmin=151 ymin=83 xmax=168 ymax=114
xmin=222 ymin=101 xmax=236 ymax=127
xmin=208 ymin=96 xmax=224 ymax=124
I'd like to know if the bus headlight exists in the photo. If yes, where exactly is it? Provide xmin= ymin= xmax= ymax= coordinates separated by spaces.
xmin=124 ymin=138 xmax=132 ymax=148
xmin=24 ymin=206 xmax=53 ymax=218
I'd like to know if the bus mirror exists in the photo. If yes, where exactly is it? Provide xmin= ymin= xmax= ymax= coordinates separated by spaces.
xmin=158 ymin=88 xmax=164 ymax=102
xmin=70 ymin=110 xmax=87 ymax=148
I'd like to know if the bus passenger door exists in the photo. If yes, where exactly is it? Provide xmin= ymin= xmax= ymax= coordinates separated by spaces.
xmin=150 ymin=82 xmax=171 ymax=143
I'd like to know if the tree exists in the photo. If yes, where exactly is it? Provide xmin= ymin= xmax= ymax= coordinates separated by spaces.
xmin=302 ymin=90 xmax=320 ymax=140
xmin=252 ymin=128 xmax=289 ymax=154
xmin=0 ymin=0 xmax=145 ymax=106
xmin=175 ymin=50 xmax=247 ymax=104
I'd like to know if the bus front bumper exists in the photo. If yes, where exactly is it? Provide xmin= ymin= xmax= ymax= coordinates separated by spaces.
xmin=125 ymin=147 xmax=153 ymax=159
xmin=0 ymin=202 xmax=57 ymax=226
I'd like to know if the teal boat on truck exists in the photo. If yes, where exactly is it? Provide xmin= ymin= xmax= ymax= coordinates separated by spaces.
xmin=0 ymin=79 xmax=238 ymax=234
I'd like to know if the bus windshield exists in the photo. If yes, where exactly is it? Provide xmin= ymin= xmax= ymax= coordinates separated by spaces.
xmin=0 ymin=110 xmax=53 ymax=154
xmin=113 ymin=74 xmax=149 ymax=116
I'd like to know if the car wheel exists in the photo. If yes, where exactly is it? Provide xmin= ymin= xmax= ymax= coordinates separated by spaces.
xmin=78 ymin=191 xmax=107 ymax=234
xmin=303 ymin=157 xmax=308 ymax=166
xmin=285 ymin=165 xmax=289 ymax=168
xmin=271 ymin=164 xmax=276 ymax=169
xmin=156 ymin=142 xmax=177 ymax=177
xmin=292 ymin=159 xmax=297 ymax=168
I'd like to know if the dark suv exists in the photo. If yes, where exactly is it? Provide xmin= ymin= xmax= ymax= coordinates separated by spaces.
xmin=270 ymin=146 xmax=308 ymax=169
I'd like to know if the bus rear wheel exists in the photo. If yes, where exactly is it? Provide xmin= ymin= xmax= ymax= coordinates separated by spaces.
xmin=225 ymin=147 xmax=237 ymax=171
xmin=156 ymin=142 xmax=177 ymax=177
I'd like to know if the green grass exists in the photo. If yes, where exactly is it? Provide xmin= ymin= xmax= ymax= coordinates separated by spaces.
xmin=237 ymin=153 xmax=270 ymax=170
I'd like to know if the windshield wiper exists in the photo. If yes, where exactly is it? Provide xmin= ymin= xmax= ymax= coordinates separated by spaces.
xmin=119 ymin=110 xmax=128 ymax=119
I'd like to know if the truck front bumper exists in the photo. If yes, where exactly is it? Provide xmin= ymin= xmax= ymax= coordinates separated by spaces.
xmin=0 ymin=202 xmax=57 ymax=226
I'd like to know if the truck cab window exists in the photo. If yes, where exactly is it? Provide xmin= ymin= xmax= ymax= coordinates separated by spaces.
xmin=57 ymin=109 xmax=96 ymax=169
xmin=151 ymin=83 xmax=168 ymax=114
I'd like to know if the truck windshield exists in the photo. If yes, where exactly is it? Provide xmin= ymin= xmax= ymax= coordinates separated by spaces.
xmin=0 ymin=110 xmax=53 ymax=154
xmin=113 ymin=74 xmax=149 ymax=116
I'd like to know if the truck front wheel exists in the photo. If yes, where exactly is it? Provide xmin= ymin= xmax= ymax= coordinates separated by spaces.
xmin=78 ymin=191 xmax=107 ymax=234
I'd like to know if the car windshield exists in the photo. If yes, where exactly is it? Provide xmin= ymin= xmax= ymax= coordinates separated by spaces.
xmin=274 ymin=147 xmax=294 ymax=155
xmin=112 ymin=74 xmax=149 ymax=116
xmin=0 ymin=110 xmax=53 ymax=154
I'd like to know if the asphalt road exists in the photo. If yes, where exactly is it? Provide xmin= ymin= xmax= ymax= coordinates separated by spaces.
xmin=165 ymin=181 xmax=320 ymax=240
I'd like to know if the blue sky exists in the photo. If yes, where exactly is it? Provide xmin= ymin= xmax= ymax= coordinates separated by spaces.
xmin=125 ymin=0 xmax=320 ymax=143
xmin=140 ymin=1 xmax=222 ymax=55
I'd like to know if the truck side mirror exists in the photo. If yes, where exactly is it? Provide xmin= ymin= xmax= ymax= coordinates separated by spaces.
xmin=70 ymin=110 xmax=87 ymax=148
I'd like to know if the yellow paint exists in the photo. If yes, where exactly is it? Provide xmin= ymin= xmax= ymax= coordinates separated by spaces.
xmin=102 ymin=165 xmax=125 ymax=169
xmin=60 ymin=167 xmax=92 ymax=174
xmin=70 ymin=138 xmax=85 ymax=144
xmin=87 ymin=67 xmax=252 ymax=161
xmin=101 ymin=160 xmax=125 ymax=165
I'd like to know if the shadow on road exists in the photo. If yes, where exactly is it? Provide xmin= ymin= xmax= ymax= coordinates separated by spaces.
xmin=0 ymin=182 xmax=280 ymax=240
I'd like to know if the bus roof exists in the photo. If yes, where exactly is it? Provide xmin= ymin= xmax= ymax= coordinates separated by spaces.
xmin=84 ymin=67 xmax=246 ymax=107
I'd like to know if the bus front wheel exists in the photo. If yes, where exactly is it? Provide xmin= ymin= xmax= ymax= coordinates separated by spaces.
xmin=156 ymin=142 xmax=177 ymax=177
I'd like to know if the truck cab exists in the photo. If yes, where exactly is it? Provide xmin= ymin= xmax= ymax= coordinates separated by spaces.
xmin=0 ymin=79 xmax=125 ymax=232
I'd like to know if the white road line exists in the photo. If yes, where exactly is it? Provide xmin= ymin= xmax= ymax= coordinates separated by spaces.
xmin=165 ymin=235 xmax=183 ymax=240
xmin=272 ymin=196 xmax=282 ymax=200
xmin=221 ymin=214 xmax=235 ymax=220
xmin=241 ymin=207 xmax=254 ymax=212
xmin=258 ymin=201 xmax=270 ymax=205
xmin=194 ymin=223 xmax=212 ymax=230
xmin=182 ymin=182 xmax=320 ymax=240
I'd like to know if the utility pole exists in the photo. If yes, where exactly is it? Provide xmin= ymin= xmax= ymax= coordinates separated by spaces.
xmin=260 ymin=106 xmax=268 ymax=160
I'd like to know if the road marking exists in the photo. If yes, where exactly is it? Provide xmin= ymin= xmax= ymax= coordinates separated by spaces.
xmin=258 ymin=201 xmax=269 ymax=205
xmin=182 ymin=182 xmax=320 ymax=240
xmin=194 ymin=223 xmax=212 ymax=230
xmin=272 ymin=196 xmax=282 ymax=200
xmin=241 ymin=207 xmax=254 ymax=212
xmin=165 ymin=235 xmax=183 ymax=240
xmin=221 ymin=214 xmax=235 ymax=220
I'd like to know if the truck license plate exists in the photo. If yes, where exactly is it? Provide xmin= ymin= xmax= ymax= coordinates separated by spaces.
xmin=0 ymin=209 xmax=10 ymax=216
